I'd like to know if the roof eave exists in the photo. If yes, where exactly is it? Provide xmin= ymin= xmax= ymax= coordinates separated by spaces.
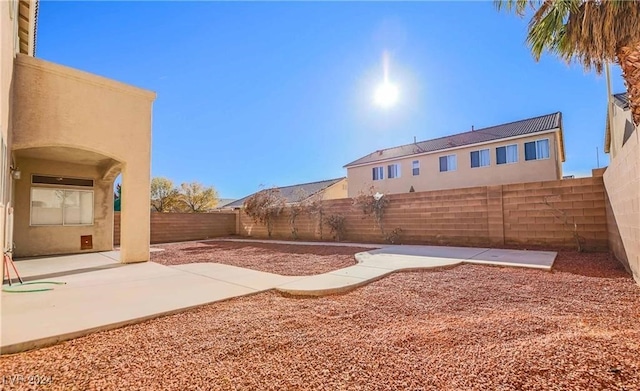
xmin=17 ymin=0 xmax=38 ymax=57
xmin=345 ymin=127 xmax=563 ymax=169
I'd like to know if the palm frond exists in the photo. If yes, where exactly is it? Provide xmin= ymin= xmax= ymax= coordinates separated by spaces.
xmin=494 ymin=0 xmax=542 ymax=16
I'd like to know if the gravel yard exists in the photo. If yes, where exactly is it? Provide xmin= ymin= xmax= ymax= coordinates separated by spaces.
xmin=150 ymin=240 xmax=369 ymax=275
xmin=2 ymin=250 xmax=639 ymax=390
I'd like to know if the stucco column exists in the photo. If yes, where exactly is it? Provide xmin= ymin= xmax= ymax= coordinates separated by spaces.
xmin=119 ymin=163 xmax=151 ymax=263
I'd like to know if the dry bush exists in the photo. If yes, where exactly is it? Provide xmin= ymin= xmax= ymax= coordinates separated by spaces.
xmin=325 ymin=214 xmax=346 ymax=241
xmin=243 ymin=188 xmax=286 ymax=238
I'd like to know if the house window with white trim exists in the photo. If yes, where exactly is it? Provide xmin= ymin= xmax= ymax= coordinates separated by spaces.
xmin=412 ymin=160 xmax=420 ymax=176
xmin=470 ymin=149 xmax=490 ymax=168
xmin=31 ymin=188 xmax=94 ymax=226
xmin=387 ymin=163 xmax=401 ymax=179
xmin=524 ymin=139 xmax=550 ymax=161
xmin=439 ymin=154 xmax=457 ymax=172
xmin=496 ymin=144 xmax=518 ymax=165
xmin=372 ymin=166 xmax=384 ymax=181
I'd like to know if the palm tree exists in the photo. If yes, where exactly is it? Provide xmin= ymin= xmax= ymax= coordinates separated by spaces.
xmin=495 ymin=0 xmax=640 ymax=125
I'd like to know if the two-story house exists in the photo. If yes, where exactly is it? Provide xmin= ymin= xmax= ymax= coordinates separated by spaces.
xmin=1 ymin=0 xmax=155 ymax=262
xmin=344 ymin=112 xmax=565 ymax=197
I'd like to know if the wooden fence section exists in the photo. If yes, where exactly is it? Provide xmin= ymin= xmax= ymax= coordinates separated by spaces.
xmin=114 ymin=212 xmax=237 ymax=245
xmin=239 ymin=175 xmax=608 ymax=250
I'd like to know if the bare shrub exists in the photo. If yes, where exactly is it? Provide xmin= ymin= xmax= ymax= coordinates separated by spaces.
xmin=243 ymin=188 xmax=286 ymax=238
xmin=325 ymin=214 xmax=346 ymax=242
xmin=353 ymin=186 xmax=396 ymax=242
xmin=304 ymin=193 xmax=325 ymax=240
xmin=352 ymin=186 xmax=389 ymax=231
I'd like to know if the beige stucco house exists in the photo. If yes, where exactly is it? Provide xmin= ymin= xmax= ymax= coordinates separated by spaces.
xmin=1 ymin=0 xmax=155 ymax=262
xmin=344 ymin=113 xmax=565 ymax=197
xmin=603 ymin=92 xmax=639 ymax=283
xmin=224 ymin=177 xmax=348 ymax=209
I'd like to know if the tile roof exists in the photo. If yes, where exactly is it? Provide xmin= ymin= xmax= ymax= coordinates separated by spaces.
xmin=613 ymin=92 xmax=629 ymax=110
xmin=344 ymin=112 xmax=563 ymax=167
xmin=224 ymin=177 xmax=345 ymax=209
xmin=215 ymin=199 xmax=238 ymax=208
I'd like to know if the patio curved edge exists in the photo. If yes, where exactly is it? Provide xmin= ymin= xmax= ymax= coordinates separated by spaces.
xmin=274 ymin=253 xmax=463 ymax=297
xmin=274 ymin=274 xmax=388 ymax=297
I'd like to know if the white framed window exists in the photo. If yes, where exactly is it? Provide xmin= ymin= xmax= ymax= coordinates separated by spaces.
xmin=439 ymin=154 xmax=457 ymax=172
xmin=30 ymin=188 xmax=94 ymax=226
xmin=524 ymin=139 xmax=550 ymax=161
xmin=372 ymin=166 xmax=384 ymax=181
xmin=496 ymin=144 xmax=518 ymax=165
xmin=470 ymin=149 xmax=490 ymax=168
xmin=387 ymin=163 xmax=401 ymax=179
xmin=412 ymin=160 xmax=420 ymax=176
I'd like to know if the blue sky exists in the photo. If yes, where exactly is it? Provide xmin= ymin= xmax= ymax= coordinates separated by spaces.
xmin=36 ymin=1 xmax=626 ymax=199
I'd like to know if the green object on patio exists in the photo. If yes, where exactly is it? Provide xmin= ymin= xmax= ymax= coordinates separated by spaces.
xmin=2 ymin=281 xmax=66 ymax=293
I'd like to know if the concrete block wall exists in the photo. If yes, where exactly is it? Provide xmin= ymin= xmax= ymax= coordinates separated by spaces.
xmin=502 ymin=176 xmax=608 ymax=250
xmin=239 ymin=177 xmax=608 ymax=250
xmin=114 ymin=212 xmax=237 ymax=245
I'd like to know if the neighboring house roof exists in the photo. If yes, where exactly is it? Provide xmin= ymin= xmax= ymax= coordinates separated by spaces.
xmin=605 ymin=92 xmax=630 ymax=153
xmin=344 ymin=112 xmax=564 ymax=168
xmin=225 ymin=177 xmax=345 ymax=209
xmin=215 ymin=198 xmax=238 ymax=209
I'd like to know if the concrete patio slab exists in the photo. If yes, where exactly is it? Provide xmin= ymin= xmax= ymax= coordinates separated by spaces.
xmin=1 ymin=261 xmax=258 ymax=354
xmin=356 ymin=252 xmax=463 ymax=271
xmin=367 ymin=245 xmax=489 ymax=260
xmin=171 ymin=263 xmax=300 ymax=291
xmin=327 ymin=264 xmax=394 ymax=280
xmin=11 ymin=252 xmax=122 ymax=280
xmin=2 ymin=242 xmax=557 ymax=354
xmin=468 ymin=249 xmax=556 ymax=270
xmin=276 ymin=273 xmax=370 ymax=296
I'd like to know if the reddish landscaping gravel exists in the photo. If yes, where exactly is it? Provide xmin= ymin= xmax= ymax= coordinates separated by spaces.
xmin=2 ymin=250 xmax=639 ymax=390
xmin=150 ymin=240 xmax=368 ymax=275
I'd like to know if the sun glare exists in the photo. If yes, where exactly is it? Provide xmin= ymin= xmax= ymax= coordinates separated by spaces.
xmin=373 ymin=51 xmax=399 ymax=109
xmin=374 ymin=81 xmax=399 ymax=108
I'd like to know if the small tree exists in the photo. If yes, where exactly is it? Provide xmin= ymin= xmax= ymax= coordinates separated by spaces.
xmin=179 ymin=182 xmax=219 ymax=213
xmin=150 ymin=177 xmax=180 ymax=212
xmin=243 ymin=187 xmax=286 ymax=238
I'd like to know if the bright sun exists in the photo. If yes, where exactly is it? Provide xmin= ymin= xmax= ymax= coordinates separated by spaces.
xmin=373 ymin=51 xmax=399 ymax=108
xmin=374 ymin=81 xmax=399 ymax=108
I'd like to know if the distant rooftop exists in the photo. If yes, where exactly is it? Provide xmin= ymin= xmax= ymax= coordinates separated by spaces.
xmin=344 ymin=112 xmax=563 ymax=167
xmin=613 ymin=92 xmax=629 ymax=110
xmin=224 ymin=177 xmax=345 ymax=209
xmin=215 ymin=198 xmax=238 ymax=209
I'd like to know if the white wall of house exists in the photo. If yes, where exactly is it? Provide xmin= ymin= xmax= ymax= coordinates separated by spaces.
xmin=604 ymin=103 xmax=640 ymax=284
